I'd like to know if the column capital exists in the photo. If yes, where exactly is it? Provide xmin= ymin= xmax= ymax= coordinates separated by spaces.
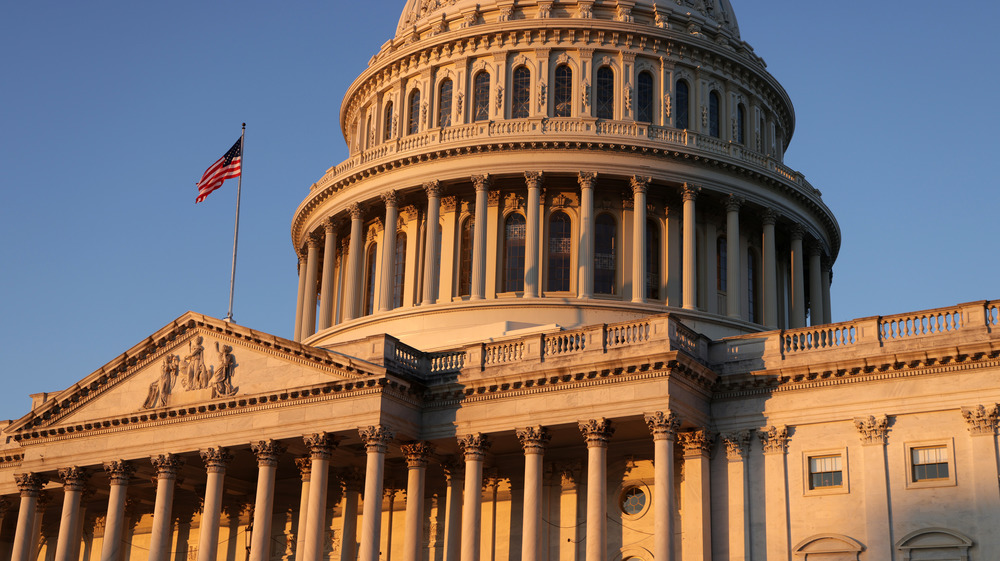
xmin=578 ymin=171 xmax=598 ymax=189
xmin=294 ymin=457 xmax=312 ymax=482
xmin=151 ymin=454 xmax=185 ymax=479
xmin=306 ymin=234 xmax=321 ymax=249
xmin=761 ymin=208 xmax=778 ymax=226
xmin=758 ymin=425 xmax=789 ymax=454
xmin=644 ymin=411 xmax=680 ymax=441
xmin=359 ymin=424 xmax=395 ymax=453
xmin=324 ymin=217 xmax=339 ymax=233
xmin=57 ymin=466 xmax=89 ymax=492
xmin=516 ymin=426 xmax=551 ymax=454
xmin=338 ymin=466 xmax=364 ymax=492
xmin=854 ymin=415 xmax=889 ymax=446
xmin=303 ymin=432 xmax=339 ymax=460
xmin=458 ymin=433 xmax=491 ymax=460
xmin=721 ymin=430 xmax=752 ymax=462
xmin=472 ymin=174 xmax=492 ymax=191
xmin=401 ymin=441 xmax=433 ymax=468
xmin=681 ymin=183 xmax=700 ymax=201
xmin=725 ymin=194 xmax=745 ymax=213
xmin=381 ymin=189 xmax=399 ymax=209
xmin=790 ymin=223 xmax=805 ymax=241
xmin=809 ymin=240 xmax=825 ymax=257
xmin=678 ymin=429 xmax=714 ymax=457
xmin=962 ymin=404 xmax=999 ymax=436
xmin=251 ymin=439 xmax=287 ymax=467
xmin=441 ymin=458 xmax=465 ymax=482
xmin=14 ymin=472 xmax=47 ymax=496
xmin=200 ymin=447 xmax=234 ymax=473
xmin=423 ymin=180 xmax=442 ymax=198
xmin=103 ymin=460 xmax=136 ymax=485
xmin=524 ymin=171 xmax=544 ymax=189
xmin=630 ymin=175 xmax=651 ymax=195
xmin=348 ymin=202 xmax=364 ymax=220
xmin=579 ymin=418 xmax=615 ymax=447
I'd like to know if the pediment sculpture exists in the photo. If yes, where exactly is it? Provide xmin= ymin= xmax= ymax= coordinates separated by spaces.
xmin=142 ymin=336 xmax=239 ymax=410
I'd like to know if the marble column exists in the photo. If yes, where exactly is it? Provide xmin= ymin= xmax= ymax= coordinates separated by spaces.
xmin=422 ymin=181 xmax=442 ymax=305
xmin=517 ymin=426 xmax=550 ymax=561
xmin=808 ymin=242 xmax=824 ymax=326
xmin=340 ymin=468 xmax=363 ymax=561
xmin=579 ymin=419 xmax=614 ymax=561
xmin=359 ymin=425 xmax=394 ymax=561
xmin=577 ymin=172 xmax=597 ymax=299
xmin=441 ymin=461 xmax=464 ymax=561
xmin=855 ymin=415 xmax=892 ymax=560
xmin=470 ymin=175 xmax=490 ymax=300
xmin=149 ymin=454 xmax=184 ymax=561
xmin=726 ymin=196 xmax=744 ymax=319
xmin=721 ymin=431 xmax=751 ymax=561
xmin=678 ymin=430 xmax=713 ymax=561
xmin=644 ymin=412 xmax=679 ymax=561
xmin=53 ymin=467 xmax=88 ymax=561
xmin=294 ymin=257 xmax=307 ymax=341
xmin=100 ymin=461 xmax=134 ymax=561
xmin=401 ymin=442 xmax=432 ymax=561
xmin=681 ymin=184 xmax=699 ymax=310
xmin=197 ymin=447 xmax=232 ymax=561
xmin=249 ymin=440 xmax=286 ymax=561
xmin=302 ymin=236 xmax=321 ymax=339
xmin=790 ymin=225 xmax=806 ymax=328
xmin=458 ymin=434 xmax=490 ymax=561
xmin=758 ymin=426 xmax=790 ymax=561
xmin=294 ymin=457 xmax=312 ymax=559
xmin=524 ymin=172 xmax=543 ymax=298
xmin=761 ymin=209 xmax=778 ymax=328
xmin=344 ymin=203 xmax=365 ymax=320
xmin=631 ymin=176 xmax=650 ymax=303
xmin=12 ymin=473 xmax=46 ymax=561
xmin=822 ymin=262 xmax=833 ymax=325
xmin=319 ymin=218 xmax=339 ymax=330
xmin=303 ymin=433 xmax=338 ymax=561
xmin=378 ymin=190 xmax=400 ymax=312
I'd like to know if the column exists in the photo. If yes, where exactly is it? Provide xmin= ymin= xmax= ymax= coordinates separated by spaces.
xmin=378 ymin=191 xmax=400 ymax=312
xmin=854 ymin=415 xmax=892 ymax=560
xmin=100 ymin=461 xmax=134 ymax=561
xmin=517 ymin=427 xmax=550 ymax=561
xmin=401 ymin=442 xmax=432 ymax=561
xmin=303 ymin=433 xmax=338 ymax=561
xmin=458 ymin=434 xmax=490 ymax=561
xmin=422 ymin=181 xmax=442 ymax=305
xmin=340 ymin=468 xmax=363 ymax=561
xmin=294 ymin=257 xmax=306 ymax=341
xmin=149 ymin=454 xmax=183 ymax=561
xmin=681 ymin=184 xmax=699 ymax=309
xmin=721 ymin=432 xmax=751 ymax=561
xmin=808 ymin=242 xmax=824 ymax=326
xmin=761 ymin=209 xmax=778 ymax=328
xmin=470 ymin=175 xmax=490 ymax=300
xmin=359 ymin=425 xmax=394 ymax=561
xmin=726 ymin=196 xmax=743 ymax=319
xmin=524 ymin=172 xmax=543 ymax=298
xmin=577 ymin=172 xmax=597 ymax=299
xmin=344 ymin=203 xmax=365 ymax=320
xmin=52 ymin=467 xmax=88 ymax=561
xmin=441 ymin=461 xmax=464 ymax=561
xmin=12 ymin=473 xmax=46 ymax=561
xmin=758 ymin=426 xmax=790 ymax=561
xmin=302 ymin=236 xmax=321 ymax=338
xmin=790 ymin=225 xmax=806 ymax=328
xmin=579 ymin=419 xmax=614 ymax=561
xmin=631 ymin=176 xmax=650 ymax=303
xmin=962 ymin=405 xmax=1000 ymax=561
xmin=822 ymin=262 xmax=833 ymax=325
xmin=319 ymin=219 xmax=339 ymax=330
xmin=665 ymin=206 xmax=682 ymax=307
xmin=678 ymin=430 xmax=713 ymax=561
xmin=197 ymin=447 xmax=232 ymax=561
xmin=249 ymin=440 xmax=287 ymax=561
xmin=644 ymin=412 xmax=679 ymax=561
xmin=294 ymin=458 xmax=312 ymax=559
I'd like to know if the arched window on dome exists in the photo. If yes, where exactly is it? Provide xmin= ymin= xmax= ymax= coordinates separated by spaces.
xmin=503 ymin=213 xmax=526 ymax=292
xmin=747 ymin=247 xmax=760 ymax=323
xmin=717 ymin=235 xmax=727 ymax=312
xmin=473 ymin=72 xmax=491 ymax=122
xmin=438 ymin=79 xmax=453 ymax=128
xmin=595 ymin=214 xmax=617 ymax=295
xmin=408 ymin=89 xmax=421 ymax=135
xmin=459 ymin=216 xmax=474 ymax=297
xmin=675 ymin=80 xmax=690 ymax=130
xmin=548 ymin=211 xmax=571 ymax=292
xmin=554 ymin=65 xmax=572 ymax=117
xmin=736 ymin=103 xmax=746 ymax=145
xmin=363 ymin=243 xmax=378 ymax=316
xmin=646 ymin=218 xmax=660 ymax=300
xmin=709 ymin=90 xmax=721 ymax=138
xmin=596 ymin=66 xmax=615 ymax=120
xmin=512 ymin=66 xmax=531 ymax=119
xmin=393 ymin=232 xmax=407 ymax=309
xmin=383 ymin=101 xmax=394 ymax=142
xmin=637 ymin=71 xmax=654 ymax=123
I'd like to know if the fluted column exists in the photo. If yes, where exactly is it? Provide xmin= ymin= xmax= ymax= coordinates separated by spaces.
xmin=294 ymin=457 xmax=312 ymax=558
xmin=808 ymin=242 xmax=824 ymax=326
xmin=790 ymin=225 xmax=806 ymax=328
xmin=422 ymin=181 xmax=442 ymax=305
xmin=441 ymin=461 xmax=464 ymax=561
xmin=726 ymin=195 xmax=744 ymax=319
xmin=517 ymin=427 xmax=550 ymax=561
xmin=577 ymin=172 xmax=597 ymax=299
xmin=100 ymin=461 xmax=134 ymax=561
xmin=579 ymin=419 xmax=614 ymax=561
xmin=359 ymin=425 xmax=394 ymax=561
xmin=340 ymin=468 xmax=363 ymax=561
xmin=345 ymin=203 xmax=365 ymax=320
xmin=249 ymin=440 xmax=286 ymax=561
xmin=294 ymin=257 xmax=307 ymax=341
xmin=458 ymin=434 xmax=490 ymax=561
xmin=378 ymin=191 xmax=400 ymax=312
xmin=303 ymin=433 xmax=338 ymax=561
xmin=302 ymin=236 xmax=321 ymax=338
xmin=681 ymin=184 xmax=699 ymax=309
xmin=721 ymin=431 xmax=751 ymax=561
xmin=470 ymin=175 xmax=490 ymax=300
xmin=524 ymin=172 xmax=543 ymax=298
xmin=12 ymin=473 xmax=46 ymax=561
xmin=401 ymin=442 xmax=432 ymax=561
xmin=196 ymin=447 xmax=232 ymax=561
xmin=53 ymin=467 xmax=88 ymax=561
xmin=149 ymin=454 xmax=183 ymax=561
xmin=645 ymin=412 xmax=679 ymax=561
xmin=679 ymin=430 xmax=714 ymax=561
xmin=631 ymin=176 xmax=650 ymax=303
xmin=319 ymin=218 xmax=339 ymax=330
xmin=761 ymin=209 xmax=778 ymax=328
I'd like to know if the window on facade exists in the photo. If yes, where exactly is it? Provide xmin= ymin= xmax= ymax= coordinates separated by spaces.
xmin=717 ymin=237 xmax=727 ymax=292
xmin=747 ymin=249 xmax=759 ymax=323
xmin=737 ymin=103 xmax=746 ymax=145
xmin=504 ymin=214 xmax=526 ymax=292
xmin=363 ymin=243 xmax=378 ymax=316
xmin=408 ymin=90 xmax=421 ymax=135
xmin=912 ymin=446 xmax=949 ymax=482
xmin=459 ymin=217 xmax=474 ymax=296
xmin=637 ymin=71 xmax=654 ymax=123
xmin=438 ymin=79 xmax=453 ymax=128
xmin=709 ymin=90 xmax=721 ymax=138
xmin=473 ymin=72 xmax=491 ymax=122
xmin=554 ymin=65 xmax=573 ymax=117
xmin=383 ymin=102 xmax=394 ymax=142
xmin=512 ymin=66 xmax=531 ymax=119
xmin=621 ymin=487 xmax=647 ymax=515
xmin=595 ymin=214 xmax=617 ymax=295
xmin=646 ymin=219 xmax=660 ymax=300
xmin=393 ymin=232 xmax=406 ymax=309
xmin=548 ymin=211 xmax=571 ymax=292
xmin=809 ymin=455 xmax=843 ymax=489
xmin=596 ymin=66 xmax=614 ymax=119
xmin=675 ymin=80 xmax=689 ymax=130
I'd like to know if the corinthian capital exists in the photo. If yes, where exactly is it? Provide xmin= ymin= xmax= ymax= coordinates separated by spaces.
xmin=104 ymin=460 xmax=136 ymax=486
xmin=630 ymin=176 xmax=651 ymax=195
xmin=381 ymin=189 xmax=399 ymax=208
xmin=516 ymin=426 xmax=551 ymax=453
xmin=962 ymin=404 xmax=1000 ymax=436
xmin=854 ymin=415 xmax=889 ymax=446
xmin=423 ymin=180 xmax=442 ymax=198
xmin=401 ymin=441 xmax=433 ymax=468
xmin=524 ymin=171 xmax=544 ymax=189
xmin=303 ymin=432 xmax=339 ymax=460
xmin=758 ymin=425 xmax=789 ymax=454
xmin=721 ymin=430 xmax=752 ymax=461
xmin=251 ymin=440 xmax=287 ymax=467
xmin=681 ymin=183 xmax=700 ymax=202
xmin=458 ymin=433 xmax=491 ymax=460
xmin=472 ymin=174 xmax=492 ymax=191
xmin=678 ymin=429 xmax=715 ymax=457
xmin=644 ymin=411 xmax=680 ymax=441
xmin=578 ymin=171 xmax=598 ymax=189
xmin=150 ymin=454 xmax=185 ymax=479
xmin=579 ymin=418 xmax=615 ymax=447
xmin=200 ymin=447 xmax=234 ymax=473
xmin=348 ymin=203 xmax=364 ymax=220
xmin=359 ymin=425 xmax=395 ymax=453
xmin=58 ymin=466 xmax=90 ymax=492
xmin=14 ymin=472 xmax=46 ymax=496
xmin=725 ymin=195 xmax=745 ymax=213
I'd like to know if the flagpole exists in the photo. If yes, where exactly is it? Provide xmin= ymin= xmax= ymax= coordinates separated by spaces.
xmin=225 ymin=123 xmax=245 ymax=323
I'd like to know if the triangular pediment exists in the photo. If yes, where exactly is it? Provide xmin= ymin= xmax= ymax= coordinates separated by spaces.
xmin=6 ymin=312 xmax=383 ymax=436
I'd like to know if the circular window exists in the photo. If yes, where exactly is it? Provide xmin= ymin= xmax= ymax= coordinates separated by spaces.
xmin=621 ymin=486 xmax=646 ymax=515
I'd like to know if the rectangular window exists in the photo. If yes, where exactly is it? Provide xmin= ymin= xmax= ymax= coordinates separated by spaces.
xmin=809 ymin=455 xmax=843 ymax=489
xmin=911 ymin=446 xmax=949 ymax=482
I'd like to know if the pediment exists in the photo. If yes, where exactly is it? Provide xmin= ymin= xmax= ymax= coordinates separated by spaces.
xmin=7 ymin=312 xmax=382 ymax=436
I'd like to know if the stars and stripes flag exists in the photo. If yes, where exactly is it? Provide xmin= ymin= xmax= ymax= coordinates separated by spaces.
xmin=195 ymin=137 xmax=242 ymax=203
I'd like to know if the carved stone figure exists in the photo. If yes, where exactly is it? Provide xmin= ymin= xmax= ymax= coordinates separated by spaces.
xmin=182 ymin=336 xmax=208 ymax=390
xmin=143 ymin=355 xmax=179 ymax=409
xmin=212 ymin=342 xmax=239 ymax=398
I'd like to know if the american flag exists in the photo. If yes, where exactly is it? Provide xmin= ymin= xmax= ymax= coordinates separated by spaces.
xmin=195 ymin=138 xmax=242 ymax=203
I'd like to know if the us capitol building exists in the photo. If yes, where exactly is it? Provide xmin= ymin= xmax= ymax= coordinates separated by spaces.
xmin=2 ymin=1 xmax=996 ymax=560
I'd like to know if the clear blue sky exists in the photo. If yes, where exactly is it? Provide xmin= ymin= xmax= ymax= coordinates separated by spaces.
xmin=2 ymin=1 xmax=997 ymax=419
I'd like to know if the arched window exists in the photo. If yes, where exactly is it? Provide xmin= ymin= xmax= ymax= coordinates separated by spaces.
xmin=438 ymin=79 xmax=453 ymax=128
xmin=595 ymin=214 xmax=617 ymax=295
xmin=747 ymin=248 xmax=760 ymax=323
xmin=596 ymin=66 xmax=614 ymax=119
xmin=459 ymin=216 xmax=474 ymax=296
xmin=393 ymin=232 xmax=407 ymax=309
xmin=637 ymin=71 xmax=654 ymax=123
xmin=512 ymin=66 xmax=531 ymax=118
xmin=548 ymin=211 xmax=571 ymax=292
xmin=736 ymin=103 xmax=746 ymax=145
xmin=554 ymin=65 xmax=572 ymax=117
xmin=646 ymin=219 xmax=660 ymax=300
xmin=407 ymin=89 xmax=421 ymax=135
xmin=709 ymin=90 xmax=721 ymax=138
xmin=383 ymin=101 xmax=394 ymax=142
xmin=363 ymin=243 xmax=378 ymax=316
xmin=473 ymin=72 xmax=491 ymax=122
xmin=675 ymin=80 xmax=689 ymax=130
xmin=503 ymin=214 xmax=526 ymax=292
